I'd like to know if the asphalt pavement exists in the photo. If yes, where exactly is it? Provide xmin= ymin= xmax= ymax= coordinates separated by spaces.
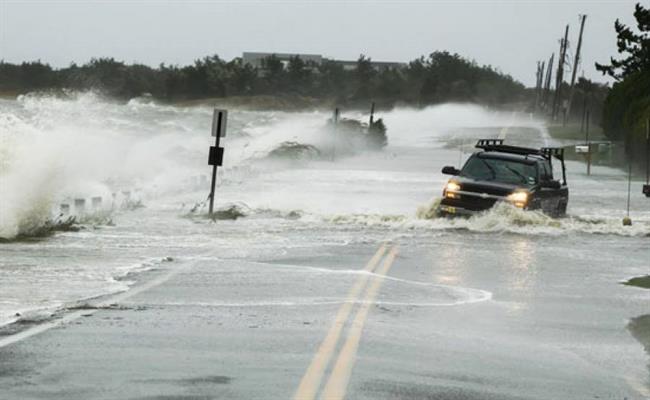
xmin=1 ymin=232 xmax=648 ymax=400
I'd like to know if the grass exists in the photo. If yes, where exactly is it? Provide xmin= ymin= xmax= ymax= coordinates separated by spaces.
xmin=623 ymin=276 xmax=650 ymax=289
xmin=546 ymin=123 xmax=606 ymax=142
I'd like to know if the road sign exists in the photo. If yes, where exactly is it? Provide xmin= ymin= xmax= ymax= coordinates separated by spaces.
xmin=211 ymin=109 xmax=227 ymax=137
xmin=208 ymin=146 xmax=224 ymax=166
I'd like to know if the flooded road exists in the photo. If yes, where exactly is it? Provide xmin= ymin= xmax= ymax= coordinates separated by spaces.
xmin=0 ymin=93 xmax=649 ymax=399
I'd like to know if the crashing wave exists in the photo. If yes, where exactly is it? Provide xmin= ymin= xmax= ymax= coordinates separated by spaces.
xmin=266 ymin=141 xmax=322 ymax=161
xmin=183 ymin=201 xmax=305 ymax=221
xmin=0 ymin=216 xmax=79 ymax=243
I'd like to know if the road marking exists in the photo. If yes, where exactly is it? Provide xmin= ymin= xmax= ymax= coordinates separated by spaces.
xmin=0 ymin=264 xmax=184 ymax=349
xmin=319 ymin=246 xmax=399 ymax=400
xmin=293 ymin=244 xmax=388 ymax=400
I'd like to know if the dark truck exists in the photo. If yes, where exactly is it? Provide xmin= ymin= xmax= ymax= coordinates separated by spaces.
xmin=437 ymin=139 xmax=569 ymax=217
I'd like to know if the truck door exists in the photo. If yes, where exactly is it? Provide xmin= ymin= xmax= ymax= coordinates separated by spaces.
xmin=538 ymin=160 xmax=560 ymax=213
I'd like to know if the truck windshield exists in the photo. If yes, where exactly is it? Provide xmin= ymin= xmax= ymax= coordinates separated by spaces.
xmin=461 ymin=156 xmax=538 ymax=185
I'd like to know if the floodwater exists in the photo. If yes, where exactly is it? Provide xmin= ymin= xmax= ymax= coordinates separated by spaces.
xmin=0 ymin=92 xmax=649 ymax=398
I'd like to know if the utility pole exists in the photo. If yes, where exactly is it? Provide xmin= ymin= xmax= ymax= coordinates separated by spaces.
xmin=553 ymin=25 xmax=569 ymax=121
xmin=539 ymin=61 xmax=546 ymax=107
xmin=543 ymin=53 xmax=554 ymax=111
xmin=565 ymin=15 xmax=587 ymax=125
xmin=535 ymin=61 xmax=544 ymax=110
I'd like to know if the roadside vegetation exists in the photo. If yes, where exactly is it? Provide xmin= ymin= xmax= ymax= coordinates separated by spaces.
xmin=0 ymin=51 xmax=526 ymax=108
xmin=596 ymin=2 xmax=650 ymax=166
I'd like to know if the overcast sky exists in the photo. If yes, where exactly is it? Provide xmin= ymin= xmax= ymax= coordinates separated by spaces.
xmin=0 ymin=0 xmax=640 ymax=86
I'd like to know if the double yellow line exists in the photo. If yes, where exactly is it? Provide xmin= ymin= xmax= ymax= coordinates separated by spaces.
xmin=293 ymin=244 xmax=399 ymax=400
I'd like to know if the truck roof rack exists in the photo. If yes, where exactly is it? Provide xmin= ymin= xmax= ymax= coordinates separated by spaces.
xmin=541 ymin=147 xmax=565 ymax=162
xmin=475 ymin=139 xmax=567 ymax=185
xmin=476 ymin=139 xmax=543 ymax=157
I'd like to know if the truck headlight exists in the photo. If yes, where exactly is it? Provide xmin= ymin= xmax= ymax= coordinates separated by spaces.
xmin=445 ymin=181 xmax=461 ymax=198
xmin=507 ymin=191 xmax=528 ymax=208
xmin=446 ymin=181 xmax=460 ymax=192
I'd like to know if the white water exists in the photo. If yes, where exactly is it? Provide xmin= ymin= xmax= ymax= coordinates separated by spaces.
xmin=0 ymin=92 xmax=648 ymax=328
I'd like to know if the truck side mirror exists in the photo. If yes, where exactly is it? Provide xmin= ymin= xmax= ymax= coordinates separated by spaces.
xmin=541 ymin=180 xmax=561 ymax=189
xmin=442 ymin=166 xmax=460 ymax=175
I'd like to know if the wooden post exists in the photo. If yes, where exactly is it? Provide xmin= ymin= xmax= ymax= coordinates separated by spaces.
xmin=566 ymin=15 xmax=587 ymax=125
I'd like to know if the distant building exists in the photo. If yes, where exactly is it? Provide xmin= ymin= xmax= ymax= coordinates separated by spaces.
xmin=329 ymin=59 xmax=407 ymax=72
xmin=242 ymin=52 xmax=406 ymax=75
xmin=242 ymin=52 xmax=323 ymax=69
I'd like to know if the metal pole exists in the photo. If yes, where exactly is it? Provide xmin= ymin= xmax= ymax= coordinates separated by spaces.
xmin=627 ymin=162 xmax=632 ymax=217
xmin=332 ymin=108 xmax=339 ymax=161
xmin=646 ymin=118 xmax=649 ymax=185
xmin=586 ymin=110 xmax=591 ymax=175
xmin=208 ymin=112 xmax=223 ymax=216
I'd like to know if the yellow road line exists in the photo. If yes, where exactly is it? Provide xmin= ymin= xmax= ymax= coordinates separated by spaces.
xmin=292 ymin=244 xmax=388 ymax=400
xmin=319 ymin=246 xmax=399 ymax=400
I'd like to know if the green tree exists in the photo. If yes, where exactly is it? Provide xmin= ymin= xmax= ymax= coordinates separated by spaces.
xmin=597 ymin=3 xmax=650 ymax=165
xmin=596 ymin=3 xmax=650 ymax=80
xmin=354 ymin=55 xmax=375 ymax=99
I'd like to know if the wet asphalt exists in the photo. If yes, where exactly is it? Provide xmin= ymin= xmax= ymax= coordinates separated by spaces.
xmin=0 ymin=231 xmax=648 ymax=400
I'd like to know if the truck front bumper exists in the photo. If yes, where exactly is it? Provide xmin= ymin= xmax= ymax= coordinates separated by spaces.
xmin=436 ymin=203 xmax=479 ymax=218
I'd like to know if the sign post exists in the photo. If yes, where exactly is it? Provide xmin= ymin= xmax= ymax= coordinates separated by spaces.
xmin=586 ymin=110 xmax=591 ymax=176
xmin=208 ymin=109 xmax=227 ymax=216
xmin=643 ymin=118 xmax=650 ymax=197
xmin=332 ymin=108 xmax=339 ymax=161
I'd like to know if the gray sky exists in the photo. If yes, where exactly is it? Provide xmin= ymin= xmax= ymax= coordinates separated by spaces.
xmin=0 ymin=0 xmax=640 ymax=86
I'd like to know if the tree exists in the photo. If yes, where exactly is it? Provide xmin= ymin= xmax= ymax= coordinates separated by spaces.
xmin=597 ymin=3 xmax=650 ymax=167
xmin=596 ymin=3 xmax=650 ymax=80
xmin=287 ymin=56 xmax=311 ymax=93
xmin=354 ymin=55 xmax=375 ymax=99
xmin=261 ymin=55 xmax=285 ymax=91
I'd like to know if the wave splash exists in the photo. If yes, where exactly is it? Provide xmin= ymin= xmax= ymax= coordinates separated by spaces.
xmin=328 ymin=199 xmax=650 ymax=237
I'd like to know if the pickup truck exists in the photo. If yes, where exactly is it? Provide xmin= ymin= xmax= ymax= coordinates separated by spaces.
xmin=438 ymin=139 xmax=569 ymax=217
